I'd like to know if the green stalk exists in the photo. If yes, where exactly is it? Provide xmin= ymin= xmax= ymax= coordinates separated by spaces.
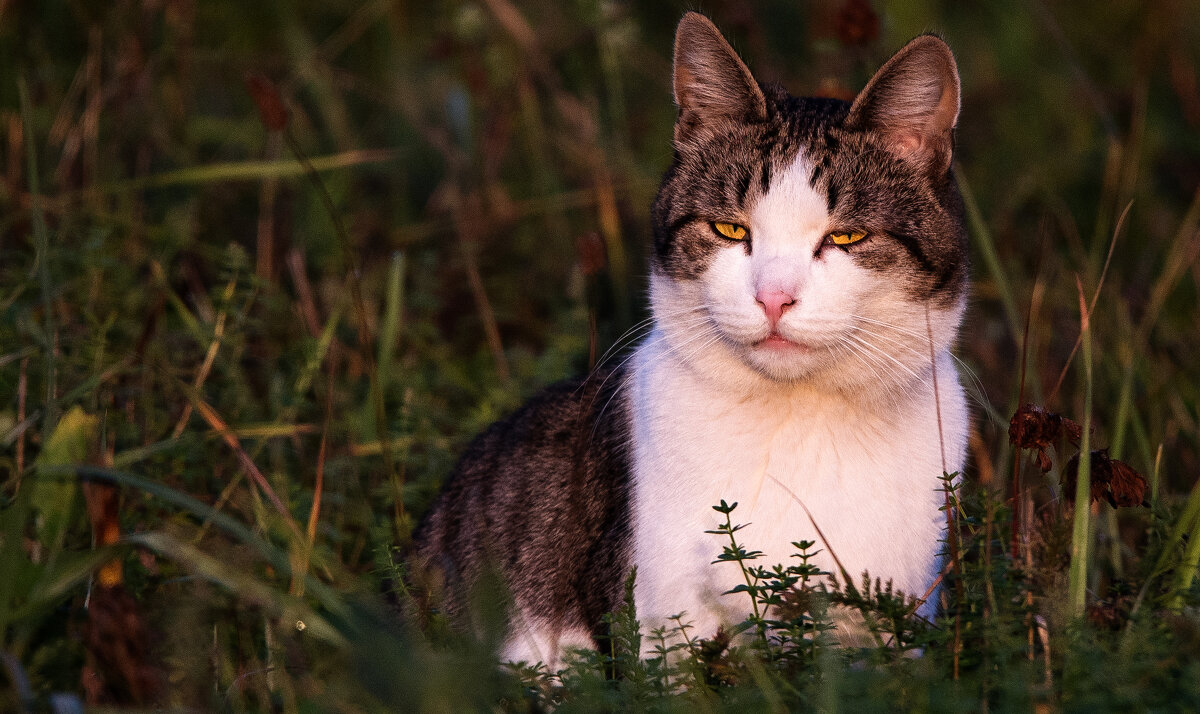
xmin=1067 ymin=286 xmax=1093 ymax=620
xmin=0 ymin=481 xmax=32 ymax=636
xmin=1128 ymin=446 xmax=1199 ymax=620
xmin=377 ymin=251 xmax=406 ymax=393
xmin=282 ymin=128 xmax=404 ymax=539
xmin=1155 ymin=464 xmax=1200 ymax=611
xmin=1108 ymin=362 xmax=1135 ymax=460
xmin=18 ymin=77 xmax=57 ymax=436
xmin=1106 ymin=361 xmax=1136 ymax=577
xmin=1168 ymin=515 xmax=1200 ymax=611
xmin=43 ymin=464 xmax=347 ymax=618
xmin=1151 ymin=444 xmax=1162 ymax=510
xmin=1151 ymin=461 xmax=1200 ymax=578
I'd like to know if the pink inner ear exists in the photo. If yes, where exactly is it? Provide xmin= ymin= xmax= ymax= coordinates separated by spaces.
xmin=892 ymin=132 xmax=926 ymax=157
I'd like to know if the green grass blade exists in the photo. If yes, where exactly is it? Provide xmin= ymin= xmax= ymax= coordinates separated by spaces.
xmin=1067 ymin=283 xmax=1093 ymax=620
xmin=0 ymin=483 xmax=33 ymax=635
xmin=377 ymin=251 xmax=406 ymax=393
xmin=90 ymin=148 xmax=405 ymax=194
xmin=126 ymin=531 xmax=347 ymax=647
xmin=33 ymin=464 xmax=347 ymax=619
xmin=1167 ymin=514 xmax=1200 ymax=611
xmin=4 ymin=549 xmax=121 ymax=625
xmin=1152 ymin=471 xmax=1200 ymax=579
xmin=18 ymin=76 xmax=57 ymax=437
xmin=1151 ymin=444 xmax=1163 ymax=510
xmin=292 ymin=303 xmax=343 ymax=404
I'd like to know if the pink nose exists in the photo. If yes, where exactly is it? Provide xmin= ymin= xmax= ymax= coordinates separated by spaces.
xmin=756 ymin=289 xmax=795 ymax=328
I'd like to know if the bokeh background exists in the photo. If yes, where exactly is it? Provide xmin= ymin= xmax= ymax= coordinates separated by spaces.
xmin=2 ymin=0 xmax=1199 ymax=707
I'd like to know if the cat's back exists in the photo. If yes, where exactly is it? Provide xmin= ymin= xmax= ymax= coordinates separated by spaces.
xmin=414 ymin=366 xmax=634 ymax=631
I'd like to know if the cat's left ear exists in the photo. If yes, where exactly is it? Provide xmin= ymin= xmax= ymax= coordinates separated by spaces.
xmin=672 ymin=12 xmax=768 ymax=144
xmin=846 ymin=35 xmax=960 ymax=174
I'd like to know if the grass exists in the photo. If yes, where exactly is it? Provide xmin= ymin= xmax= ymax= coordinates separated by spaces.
xmin=2 ymin=0 xmax=1200 ymax=710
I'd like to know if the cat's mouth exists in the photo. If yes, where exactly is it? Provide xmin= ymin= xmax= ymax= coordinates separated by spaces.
xmin=754 ymin=332 xmax=809 ymax=351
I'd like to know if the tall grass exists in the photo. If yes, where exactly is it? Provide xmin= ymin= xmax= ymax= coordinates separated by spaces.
xmin=1067 ymin=281 xmax=1093 ymax=621
xmin=1 ymin=0 xmax=1199 ymax=709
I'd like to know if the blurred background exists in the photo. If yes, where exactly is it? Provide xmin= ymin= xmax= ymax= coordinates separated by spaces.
xmin=2 ymin=0 xmax=1199 ymax=707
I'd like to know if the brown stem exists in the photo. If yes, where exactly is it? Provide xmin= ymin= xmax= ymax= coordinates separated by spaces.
xmin=282 ymin=127 xmax=405 ymax=538
xmin=449 ymin=185 xmax=510 ymax=381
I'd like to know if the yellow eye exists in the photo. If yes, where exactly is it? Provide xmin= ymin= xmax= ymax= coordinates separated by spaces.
xmin=828 ymin=231 xmax=868 ymax=246
xmin=713 ymin=222 xmax=748 ymax=241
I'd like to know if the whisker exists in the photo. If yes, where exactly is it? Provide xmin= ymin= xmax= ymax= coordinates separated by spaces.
xmin=837 ymin=339 xmax=918 ymax=401
xmin=592 ymin=317 xmax=656 ymax=366
xmin=847 ymin=325 xmax=923 ymax=356
xmin=846 ymin=316 xmax=984 ymax=401
xmin=583 ymin=313 xmax=711 ymax=399
xmin=844 ymin=332 xmax=922 ymax=383
xmin=834 ymin=340 xmax=887 ymax=388
xmin=592 ymin=306 xmax=708 ymax=372
xmin=849 ymin=314 xmax=994 ymax=417
xmin=662 ymin=330 xmax=724 ymax=369
xmin=588 ymin=324 xmax=723 ymax=440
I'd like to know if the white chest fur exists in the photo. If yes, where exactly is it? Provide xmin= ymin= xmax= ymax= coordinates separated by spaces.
xmin=627 ymin=332 xmax=967 ymax=639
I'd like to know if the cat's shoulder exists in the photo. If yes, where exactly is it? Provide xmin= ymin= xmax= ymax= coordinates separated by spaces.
xmin=450 ymin=364 xmax=630 ymax=469
xmin=414 ymin=364 xmax=633 ymax=553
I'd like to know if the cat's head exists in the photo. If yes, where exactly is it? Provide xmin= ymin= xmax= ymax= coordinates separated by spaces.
xmin=650 ymin=13 xmax=968 ymax=394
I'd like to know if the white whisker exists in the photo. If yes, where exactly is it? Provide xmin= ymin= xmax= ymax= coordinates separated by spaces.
xmin=592 ymin=306 xmax=708 ymax=372
xmin=589 ymin=327 xmax=725 ymax=443
xmin=843 ymin=332 xmax=922 ymax=383
xmin=848 ymin=313 xmax=994 ymax=417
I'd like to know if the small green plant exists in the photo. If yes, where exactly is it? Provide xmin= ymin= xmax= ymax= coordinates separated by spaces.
xmin=707 ymin=500 xmax=837 ymax=666
xmin=495 ymin=475 xmax=1200 ymax=711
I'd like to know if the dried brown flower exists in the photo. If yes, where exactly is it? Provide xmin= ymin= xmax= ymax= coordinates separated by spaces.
xmin=1063 ymin=449 xmax=1148 ymax=508
xmin=1108 ymin=456 xmax=1150 ymax=508
xmin=1087 ymin=593 xmax=1133 ymax=630
xmin=697 ymin=626 xmax=738 ymax=686
xmin=834 ymin=0 xmax=880 ymax=47
xmin=1009 ymin=403 xmax=1084 ymax=472
xmin=774 ymin=587 xmax=816 ymax=622
xmin=576 ymin=231 xmax=607 ymax=277
xmin=245 ymin=73 xmax=289 ymax=131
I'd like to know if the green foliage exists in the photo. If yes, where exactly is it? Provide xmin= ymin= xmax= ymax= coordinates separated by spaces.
xmin=458 ymin=491 xmax=1200 ymax=711
xmin=2 ymin=0 xmax=1200 ymax=710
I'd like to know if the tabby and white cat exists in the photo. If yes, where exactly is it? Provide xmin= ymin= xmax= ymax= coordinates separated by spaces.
xmin=415 ymin=12 xmax=969 ymax=667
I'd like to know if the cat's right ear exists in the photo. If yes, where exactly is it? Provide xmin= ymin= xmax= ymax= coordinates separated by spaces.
xmin=845 ymin=35 xmax=960 ymax=174
xmin=672 ymin=12 xmax=767 ymax=144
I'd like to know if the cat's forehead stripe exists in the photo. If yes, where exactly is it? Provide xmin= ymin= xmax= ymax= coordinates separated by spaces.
xmin=750 ymin=151 xmax=829 ymax=248
xmin=733 ymin=167 xmax=753 ymax=209
xmin=825 ymin=181 xmax=840 ymax=214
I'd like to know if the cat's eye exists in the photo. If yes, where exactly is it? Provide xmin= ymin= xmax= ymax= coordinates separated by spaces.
xmin=827 ymin=231 xmax=868 ymax=246
xmin=712 ymin=222 xmax=749 ymax=241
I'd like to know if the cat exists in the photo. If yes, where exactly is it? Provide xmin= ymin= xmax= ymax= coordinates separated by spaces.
xmin=413 ymin=12 xmax=969 ymax=668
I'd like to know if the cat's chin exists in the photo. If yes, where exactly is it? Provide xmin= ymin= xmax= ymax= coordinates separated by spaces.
xmin=740 ymin=336 xmax=882 ymax=391
xmin=744 ymin=356 xmax=872 ymax=391
xmin=737 ymin=338 xmax=828 ymax=383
